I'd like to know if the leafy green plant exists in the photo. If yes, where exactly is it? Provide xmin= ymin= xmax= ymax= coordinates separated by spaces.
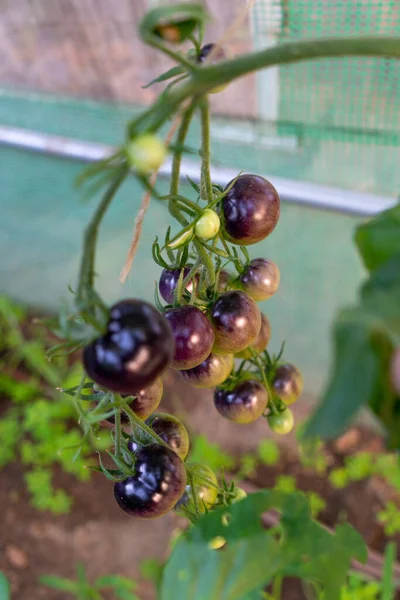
xmin=305 ymin=205 xmax=400 ymax=447
xmin=41 ymin=564 xmax=139 ymax=600
xmin=0 ymin=296 xmax=109 ymax=513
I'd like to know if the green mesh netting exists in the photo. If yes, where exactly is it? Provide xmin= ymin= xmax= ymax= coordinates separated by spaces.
xmin=249 ymin=0 xmax=400 ymax=196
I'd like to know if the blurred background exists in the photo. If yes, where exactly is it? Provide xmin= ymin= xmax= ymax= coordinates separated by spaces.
xmin=1 ymin=2 xmax=400 ymax=598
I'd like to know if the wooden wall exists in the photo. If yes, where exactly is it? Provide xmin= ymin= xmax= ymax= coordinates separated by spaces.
xmin=0 ymin=0 xmax=257 ymax=117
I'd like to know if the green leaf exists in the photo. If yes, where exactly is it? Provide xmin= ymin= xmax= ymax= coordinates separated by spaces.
xmin=161 ymin=491 xmax=366 ymax=600
xmin=382 ymin=542 xmax=396 ymax=600
xmin=40 ymin=575 xmax=79 ymax=593
xmin=304 ymin=316 xmax=381 ymax=439
xmin=354 ymin=204 xmax=400 ymax=272
xmin=257 ymin=440 xmax=280 ymax=466
xmin=361 ymin=253 xmax=400 ymax=297
xmin=143 ymin=65 xmax=185 ymax=88
xmin=139 ymin=4 xmax=209 ymax=44
xmin=0 ymin=572 xmax=10 ymax=600
xmin=190 ymin=434 xmax=235 ymax=472
xmin=95 ymin=574 xmax=137 ymax=591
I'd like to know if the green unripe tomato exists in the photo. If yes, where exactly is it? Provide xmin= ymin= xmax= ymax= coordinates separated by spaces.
xmin=195 ymin=209 xmax=221 ymax=241
xmin=126 ymin=134 xmax=166 ymax=174
xmin=233 ymin=487 xmax=247 ymax=501
xmin=267 ymin=408 xmax=294 ymax=435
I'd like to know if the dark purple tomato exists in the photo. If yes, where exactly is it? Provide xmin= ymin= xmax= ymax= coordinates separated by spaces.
xmin=217 ymin=269 xmax=233 ymax=293
xmin=267 ymin=408 xmax=294 ymax=434
xmin=210 ymin=291 xmax=261 ymax=355
xmin=159 ymin=267 xmax=197 ymax=305
xmin=214 ymin=379 xmax=268 ymax=424
xmin=146 ymin=413 xmax=189 ymax=460
xmin=221 ymin=174 xmax=280 ymax=245
xmin=83 ymin=300 xmax=174 ymax=394
xmin=114 ymin=444 xmax=186 ymax=518
xmin=164 ymin=305 xmax=215 ymax=370
xmin=180 ymin=353 xmax=234 ymax=389
xmin=236 ymin=314 xmax=271 ymax=359
xmin=175 ymin=463 xmax=218 ymax=514
xmin=107 ymin=377 xmax=163 ymax=424
xmin=272 ymin=364 xmax=303 ymax=405
xmin=239 ymin=258 xmax=280 ymax=301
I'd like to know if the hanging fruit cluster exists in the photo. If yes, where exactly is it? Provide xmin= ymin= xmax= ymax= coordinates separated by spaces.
xmin=60 ymin=36 xmax=303 ymax=521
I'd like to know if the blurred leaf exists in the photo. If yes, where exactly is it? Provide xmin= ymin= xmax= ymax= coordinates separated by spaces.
xmin=361 ymin=253 xmax=400 ymax=297
xmin=0 ymin=572 xmax=10 ymax=600
xmin=382 ymin=542 xmax=396 ymax=600
xmin=190 ymin=434 xmax=235 ymax=472
xmin=355 ymin=204 xmax=400 ymax=272
xmin=161 ymin=491 xmax=366 ymax=600
xmin=143 ymin=65 xmax=185 ymax=88
xmin=40 ymin=575 xmax=79 ymax=593
xmin=305 ymin=317 xmax=380 ymax=439
xmin=257 ymin=440 xmax=280 ymax=466
xmin=140 ymin=558 xmax=164 ymax=594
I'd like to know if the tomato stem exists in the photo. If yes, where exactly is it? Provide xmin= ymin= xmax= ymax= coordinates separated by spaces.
xmin=199 ymin=97 xmax=213 ymax=203
xmin=77 ymin=165 xmax=128 ymax=306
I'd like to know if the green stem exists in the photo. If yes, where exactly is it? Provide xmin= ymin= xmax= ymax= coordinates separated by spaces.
xmin=77 ymin=166 xmax=128 ymax=302
xmin=272 ymin=575 xmax=283 ymax=600
xmin=114 ymin=408 xmax=122 ymax=459
xmin=250 ymin=349 xmax=279 ymax=415
xmin=143 ymin=36 xmax=400 ymax=132
xmin=169 ymin=102 xmax=197 ymax=225
xmin=194 ymin=240 xmax=215 ymax=287
xmin=199 ymin=98 xmax=213 ymax=202
xmin=123 ymin=404 xmax=170 ymax=449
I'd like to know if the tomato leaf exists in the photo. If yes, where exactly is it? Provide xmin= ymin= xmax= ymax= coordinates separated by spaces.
xmin=143 ymin=66 xmax=185 ymax=89
xmin=304 ymin=314 xmax=380 ymax=439
xmin=354 ymin=204 xmax=400 ymax=272
xmin=161 ymin=491 xmax=366 ymax=600
xmin=40 ymin=575 xmax=79 ymax=593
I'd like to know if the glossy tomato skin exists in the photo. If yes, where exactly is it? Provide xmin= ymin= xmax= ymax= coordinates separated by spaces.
xmin=146 ymin=413 xmax=189 ymax=460
xmin=175 ymin=463 xmax=218 ymax=514
xmin=267 ymin=408 xmax=294 ymax=434
xmin=164 ymin=305 xmax=215 ymax=370
xmin=272 ymin=364 xmax=303 ymax=405
xmin=114 ymin=444 xmax=186 ymax=518
xmin=240 ymin=258 xmax=280 ymax=301
xmin=217 ymin=269 xmax=232 ymax=293
xmin=236 ymin=314 xmax=271 ymax=359
xmin=83 ymin=300 xmax=174 ymax=394
xmin=159 ymin=267 xmax=196 ymax=305
xmin=107 ymin=377 xmax=163 ymax=424
xmin=210 ymin=291 xmax=261 ymax=355
xmin=221 ymin=174 xmax=280 ymax=245
xmin=180 ymin=353 xmax=234 ymax=389
xmin=214 ymin=379 xmax=268 ymax=424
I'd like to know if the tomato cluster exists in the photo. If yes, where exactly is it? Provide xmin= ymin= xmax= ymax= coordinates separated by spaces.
xmin=82 ymin=172 xmax=303 ymax=520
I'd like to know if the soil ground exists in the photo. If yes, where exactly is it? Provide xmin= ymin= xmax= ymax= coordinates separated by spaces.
xmin=1 ymin=370 xmax=399 ymax=599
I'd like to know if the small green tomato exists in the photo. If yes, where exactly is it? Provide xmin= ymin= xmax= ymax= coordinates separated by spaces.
xmin=195 ymin=209 xmax=221 ymax=241
xmin=126 ymin=134 xmax=166 ymax=174
xmin=267 ymin=408 xmax=294 ymax=435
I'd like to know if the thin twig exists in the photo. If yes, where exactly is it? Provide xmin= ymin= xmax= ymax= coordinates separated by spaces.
xmin=119 ymin=107 xmax=187 ymax=283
